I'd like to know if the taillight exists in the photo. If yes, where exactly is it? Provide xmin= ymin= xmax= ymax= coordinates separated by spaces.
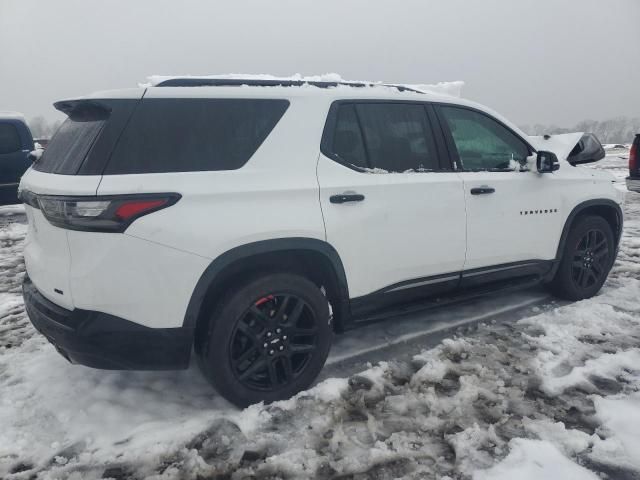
xmin=17 ymin=189 xmax=40 ymax=209
xmin=113 ymin=199 xmax=168 ymax=220
xmin=33 ymin=193 xmax=180 ymax=232
xmin=630 ymin=138 xmax=638 ymax=173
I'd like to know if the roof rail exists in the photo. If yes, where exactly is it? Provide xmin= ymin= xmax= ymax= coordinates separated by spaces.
xmin=154 ymin=77 xmax=423 ymax=93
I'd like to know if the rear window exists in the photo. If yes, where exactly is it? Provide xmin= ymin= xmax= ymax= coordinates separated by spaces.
xmin=105 ymin=98 xmax=289 ymax=174
xmin=33 ymin=104 xmax=108 ymax=174
xmin=0 ymin=123 xmax=22 ymax=154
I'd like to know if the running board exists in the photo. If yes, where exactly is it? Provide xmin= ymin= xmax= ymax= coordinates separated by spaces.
xmin=349 ymin=275 xmax=542 ymax=326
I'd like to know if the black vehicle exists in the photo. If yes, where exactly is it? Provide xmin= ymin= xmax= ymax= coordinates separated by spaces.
xmin=627 ymin=134 xmax=640 ymax=193
xmin=0 ymin=113 xmax=34 ymax=205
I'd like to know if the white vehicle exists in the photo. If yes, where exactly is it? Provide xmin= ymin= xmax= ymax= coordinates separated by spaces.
xmin=19 ymin=77 xmax=623 ymax=407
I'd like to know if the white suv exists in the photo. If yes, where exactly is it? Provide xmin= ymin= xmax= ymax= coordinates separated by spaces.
xmin=19 ymin=77 xmax=623 ymax=407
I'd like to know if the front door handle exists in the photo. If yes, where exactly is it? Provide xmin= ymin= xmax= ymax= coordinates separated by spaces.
xmin=470 ymin=187 xmax=495 ymax=195
xmin=330 ymin=193 xmax=365 ymax=204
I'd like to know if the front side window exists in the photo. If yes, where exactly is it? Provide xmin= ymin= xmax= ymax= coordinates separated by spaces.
xmin=356 ymin=103 xmax=439 ymax=172
xmin=439 ymin=106 xmax=530 ymax=170
xmin=0 ymin=123 xmax=21 ymax=155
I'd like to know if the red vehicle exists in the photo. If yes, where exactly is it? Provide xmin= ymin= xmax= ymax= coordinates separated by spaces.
xmin=627 ymin=134 xmax=640 ymax=193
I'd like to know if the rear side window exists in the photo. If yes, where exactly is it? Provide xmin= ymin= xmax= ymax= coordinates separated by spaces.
xmin=356 ymin=104 xmax=439 ymax=172
xmin=34 ymin=104 xmax=108 ymax=174
xmin=324 ymin=102 xmax=442 ymax=172
xmin=0 ymin=123 xmax=22 ymax=154
xmin=106 ymin=99 xmax=289 ymax=174
xmin=332 ymin=105 xmax=367 ymax=168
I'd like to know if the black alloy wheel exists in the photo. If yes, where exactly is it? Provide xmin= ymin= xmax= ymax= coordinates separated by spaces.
xmin=548 ymin=215 xmax=615 ymax=301
xmin=229 ymin=294 xmax=318 ymax=391
xmin=571 ymin=229 xmax=610 ymax=290
xmin=197 ymin=273 xmax=333 ymax=407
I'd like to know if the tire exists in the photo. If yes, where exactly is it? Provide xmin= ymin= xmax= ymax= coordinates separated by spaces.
xmin=547 ymin=215 xmax=615 ymax=301
xmin=197 ymin=273 xmax=333 ymax=408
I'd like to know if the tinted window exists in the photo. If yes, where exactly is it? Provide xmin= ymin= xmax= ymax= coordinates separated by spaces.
xmin=34 ymin=104 xmax=108 ymax=174
xmin=439 ymin=106 xmax=530 ymax=170
xmin=0 ymin=123 xmax=21 ymax=154
xmin=106 ymin=99 xmax=289 ymax=174
xmin=355 ymin=103 xmax=439 ymax=172
xmin=331 ymin=105 xmax=367 ymax=168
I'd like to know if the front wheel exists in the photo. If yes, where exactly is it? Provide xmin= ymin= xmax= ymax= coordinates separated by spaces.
xmin=197 ymin=273 xmax=333 ymax=407
xmin=547 ymin=215 xmax=616 ymax=301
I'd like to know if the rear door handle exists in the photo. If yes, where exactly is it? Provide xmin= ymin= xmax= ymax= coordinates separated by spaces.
xmin=470 ymin=187 xmax=495 ymax=195
xmin=330 ymin=193 xmax=365 ymax=204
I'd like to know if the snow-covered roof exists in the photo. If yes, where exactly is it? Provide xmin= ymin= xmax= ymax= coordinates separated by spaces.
xmin=141 ymin=73 xmax=465 ymax=99
xmin=57 ymin=75 xmax=465 ymax=108
xmin=58 ymin=75 xmax=531 ymax=140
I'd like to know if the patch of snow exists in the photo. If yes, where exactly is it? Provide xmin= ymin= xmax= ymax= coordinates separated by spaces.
xmin=361 ymin=167 xmax=390 ymax=174
xmin=508 ymin=159 xmax=521 ymax=171
xmin=29 ymin=148 xmax=43 ymax=162
xmin=521 ymin=280 xmax=640 ymax=397
xmin=473 ymin=439 xmax=600 ymax=480
xmin=603 ymin=143 xmax=629 ymax=150
xmin=591 ymin=393 xmax=640 ymax=471
xmin=524 ymin=419 xmax=595 ymax=456
xmin=541 ymin=348 xmax=640 ymax=396
xmin=0 ymin=204 xmax=25 ymax=217
xmin=404 ymin=80 xmax=464 ymax=98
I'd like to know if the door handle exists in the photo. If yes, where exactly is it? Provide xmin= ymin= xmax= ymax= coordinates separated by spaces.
xmin=470 ymin=187 xmax=495 ymax=195
xmin=330 ymin=193 xmax=365 ymax=204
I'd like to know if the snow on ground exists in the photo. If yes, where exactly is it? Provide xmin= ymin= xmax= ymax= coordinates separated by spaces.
xmin=591 ymin=146 xmax=631 ymax=188
xmin=0 ymin=156 xmax=639 ymax=479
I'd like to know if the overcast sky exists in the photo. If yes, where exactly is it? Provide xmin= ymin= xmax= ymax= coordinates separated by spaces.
xmin=1 ymin=0 xmax=639 ymax=127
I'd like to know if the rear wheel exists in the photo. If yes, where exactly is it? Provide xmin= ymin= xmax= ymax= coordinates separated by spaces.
xmin=198 ymin=273 xmax=332 ymax=407
xmin=548 ymin=215 xmax=615 ymax=301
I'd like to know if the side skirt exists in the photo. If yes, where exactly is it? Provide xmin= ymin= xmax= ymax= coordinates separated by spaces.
xmin=347 ymin=260 xmax=554 ymax=327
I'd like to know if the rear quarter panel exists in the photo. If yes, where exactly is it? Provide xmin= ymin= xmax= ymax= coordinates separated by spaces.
xmin=66 ymin=230 xmax=210 ymax=328
xmin=92 ymin=95 xmax=328 ymax=328
xmin=96 ymin=95 xmax=328 ymax=261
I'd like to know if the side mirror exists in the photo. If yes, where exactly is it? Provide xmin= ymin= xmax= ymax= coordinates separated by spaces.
xmin=567 ymin=133 xmax=605 ymax=165
xmin=536 ymin=150 xmax=560 ymax=173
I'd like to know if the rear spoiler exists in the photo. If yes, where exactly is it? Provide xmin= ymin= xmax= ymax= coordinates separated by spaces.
xmin=53 ymin=100 xmax=111 ymax=120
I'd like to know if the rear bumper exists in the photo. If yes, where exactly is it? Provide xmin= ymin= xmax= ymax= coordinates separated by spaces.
xmin=22 ymin=276 xmax=193 ymax=370
xmin=627 ymin=176 xmax=640 ymax=193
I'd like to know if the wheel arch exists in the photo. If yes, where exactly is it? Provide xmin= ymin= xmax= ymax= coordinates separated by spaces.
xmin=184 ymin=238 xmax=351 ymax=348
xmin=550 ymin=199 xmax=623 ymax=278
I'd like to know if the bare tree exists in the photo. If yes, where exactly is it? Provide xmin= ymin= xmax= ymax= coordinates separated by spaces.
xmin=521 ymin=117 xmax=640 ymax=144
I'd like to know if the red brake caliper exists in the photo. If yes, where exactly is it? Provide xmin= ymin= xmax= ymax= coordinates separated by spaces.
xmin=255 ymin=295 xmax=274 ymax=307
